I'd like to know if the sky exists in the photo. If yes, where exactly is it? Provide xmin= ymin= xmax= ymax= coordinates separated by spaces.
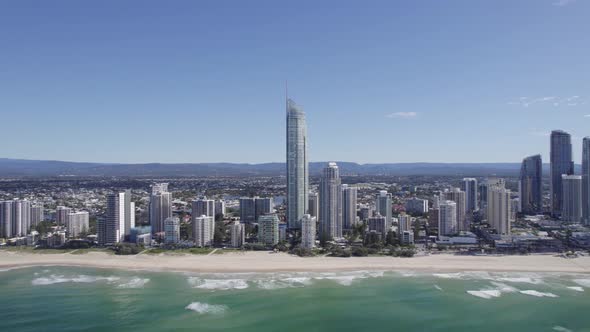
xmin=1 ymin=0 xmax=589 ymax=164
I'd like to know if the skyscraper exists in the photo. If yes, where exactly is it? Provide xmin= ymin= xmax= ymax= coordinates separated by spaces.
xmin=193 ymin=215 xmax=215 ymax=247
xmin=308 ymin=192 xmax=319 ymax=218
xmin=103 ymin=193 xmax=126 ymax=245
xmin=583 ymin=137 xmax=590 ymax=224
xmin=519 ymin=154 xmax=543 ymax=215
xmin=301 ymin=214 xmax=316 ymax=249
xmin=443 ymin=188 xmax=467 ymax=231
xmin=550 ymin=130 xmax=574 ymax=217
xmin=215 ymin=200 xmax=226 ymax=218
xmin=192 ymin=199 xmax=216 ymax=219
xmin=562 ymin=175 xmax=582 ymax=223
xmin=319 ymin=162 xmax=342 ymax=239
xmin=56 ymin=206 xmax=72 ymax=226
xmin=254 ymin=197 xmax=274 ymax=221
xmin=149 ymin=183 xmax=172 ymax=234
xmin=438 ymin=200 xmax=457 ymax=237
xmin=66 ymin=211 xmax=89 ymax=238
xmin=230 ymin=221 xmax=245 ymax=248
xmin=487 ymin=180 xmax=511 ymax=235
xmin=0 ymin=201 xmax=12 ymax=238
xmin=376 ymin=191 xmax=392 ymax=229
xmin=286 ymin=98 xmax=308 ymax=229
xmin=30 ymin=205 xmax=44 ymax=227
xmin=258 ymin=214 xmax=280 ymax=245
xmin=341 ymin=184 xmax=358 ymax=231
xmin=405 ymin=197 xmax=429 ymax=215
xmin=239 ymin=197 xmax=273 ymax=223
xmin=164 ymin=217 xmax=180 ymax=245
xmin=462 ymin=178 xmax=478 ymax=213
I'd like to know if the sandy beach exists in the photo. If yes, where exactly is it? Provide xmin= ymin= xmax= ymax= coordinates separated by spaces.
xmin=1 ymin=251 xmax=590 ymax=274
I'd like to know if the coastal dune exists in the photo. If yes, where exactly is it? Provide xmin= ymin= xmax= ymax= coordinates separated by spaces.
xmin=1 ymin=251 xmax=590 ymax=274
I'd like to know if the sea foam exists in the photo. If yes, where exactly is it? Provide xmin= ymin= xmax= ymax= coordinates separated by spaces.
xmin=185 ymin=302 xmax=227 ymax=314
xmin=519 ymin=290 xmax=558 ymax=298
xmin=117 ymin=278 xmax=150 ymax=289
xmin=573 ymin=279 xmax=590 ymax=288
xmin=466 ymin=290 xmax=502 ymax=299
xmin=566 ymin=286 xmax=584 ymax=292
xmin=32 ymin=274 xmax=120 ymax=286
xmin=553 ymin=326 xmax=573 ymax=332
xmin=188 ymin=278 xmax=249 ymax=290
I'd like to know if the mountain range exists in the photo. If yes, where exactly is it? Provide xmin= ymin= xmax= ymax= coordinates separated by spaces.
xmin=0 ymin=158 xmax=582 ymax=177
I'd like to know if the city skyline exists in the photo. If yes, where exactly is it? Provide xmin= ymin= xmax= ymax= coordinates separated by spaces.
xmin=1 ymin=1 xmax=589 ymax=164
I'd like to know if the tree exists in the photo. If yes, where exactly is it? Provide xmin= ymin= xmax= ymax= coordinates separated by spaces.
xmin=180 ymin=222 xmax=191 ymax=240
xmin=214 ymin=221 xmax=228 ymax=245
xmin=352 ymin=247 xmax=369 ymax=257
xmin=385 ymin=230 xmax=399 ymax=246
xmin=35 ymin=221 xmax=54 ymax=236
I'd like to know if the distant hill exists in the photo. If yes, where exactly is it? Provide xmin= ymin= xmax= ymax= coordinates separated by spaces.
xmin=0 ymin=158 xmax=581 ymax=177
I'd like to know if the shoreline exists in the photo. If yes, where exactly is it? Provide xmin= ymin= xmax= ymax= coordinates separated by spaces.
xmin=2 ymin=251 xmax=590 ymax=274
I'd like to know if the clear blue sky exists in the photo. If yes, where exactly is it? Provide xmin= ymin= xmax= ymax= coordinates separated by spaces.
xmin=1 ymin=0 xmax=589 ymax=164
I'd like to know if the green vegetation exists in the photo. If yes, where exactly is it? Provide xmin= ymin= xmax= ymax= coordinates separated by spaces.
xmin=113 ymin=243 xmax=143 ymax=255
xmin=70 ymin=248 xmax=114 ymax=255
xmin=145 ymin=247 xmax=214 ymax=255
xmin=34 ymin=221 xmax=55 ymax=235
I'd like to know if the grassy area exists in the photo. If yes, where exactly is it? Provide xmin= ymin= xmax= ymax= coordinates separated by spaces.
xmin=0 ymin=246 xmax=71 ymax=254
xmin=69 ymin=248 xmax=114 ymax=255
xmin=213 ymin=248 xmax=243 ymax=255
xmin=145 ymin=247 xmax=215 ymax=255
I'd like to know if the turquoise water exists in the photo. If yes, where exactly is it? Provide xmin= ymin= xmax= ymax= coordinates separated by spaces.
xmin=1 ymin=267 xmax=590 ymax=331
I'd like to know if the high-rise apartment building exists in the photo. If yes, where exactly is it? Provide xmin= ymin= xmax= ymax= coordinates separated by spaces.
xmin=164 ymin=217 xmax=180 ymax=245
xmin=443 ymin=188 xmax=467 ymax=231
xmin=462 ymin=178 xmax=478 ymax=213
xmin=308 ymin=192 xmax=319 ymax=218
xmin=230 ymin=221 xmax=245 ymax=248
xmin=341 ymin=184 xmax=358 ymax=231
xmin=258 ymin=214 xmax=279 ymax=245
xmin=319 ymin=162 xmax=342 ymax=239
xmin=376 ymin=191 xmax=392 ymax=229
xmin=438 ymin=200 xmax=457 ymax=237
xmin=193 ymin=215 xmax=215 ymax=247
xmin=150 ymin=183 xmax=172 ymax=234
xmin=66 ymin=211 xmax=89 ymax=238
xmin=301 ymin=214 xmax=316 ymax=249
xmin=519 ymin=154 xmax=543 ymax=215
xmin=487 ymin=180 xmax=511 ymax=235
xmin=562 ymin=175 xmax=582 ymax=223
xmin=550 ymin=130 xmax=574 ymax=217
xmin=101 ymin=191 xmax=134 ymax=245
xmin=192 ymin=199 xmax=216 ymax=219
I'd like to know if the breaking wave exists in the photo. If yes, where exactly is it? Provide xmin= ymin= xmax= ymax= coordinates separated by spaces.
xmin=519 ymin=290 xmax=558 ymax=298
xmin=185 ymin=302 xmax=227 ymax=314
xmin=117 ymin=278 xmax=150 ymax=289
xmin=32 ymin=274 xmax=120 ymax=286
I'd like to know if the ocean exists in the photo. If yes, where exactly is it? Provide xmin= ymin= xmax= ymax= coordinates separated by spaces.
xmin=1 ymin=266 xmax=589 ymax=332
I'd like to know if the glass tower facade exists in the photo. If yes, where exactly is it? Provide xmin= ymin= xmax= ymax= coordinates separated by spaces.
xmin=286 ymin=98 xmax=308 ymax=229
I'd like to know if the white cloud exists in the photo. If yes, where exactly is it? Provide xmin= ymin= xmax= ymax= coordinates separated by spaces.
xmin=508 ymin=95 xmax=584 ymax=107
xmin=584 ymin=114 xmax=590 ymax=118
xmin=386 ymin=112 xmax=417 ymax=119
xmin=553 ymin=0 xmax=576 ymax=6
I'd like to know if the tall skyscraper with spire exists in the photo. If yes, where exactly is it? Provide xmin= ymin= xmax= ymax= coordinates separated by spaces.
xmin=286 ymin=98 xmax=308 ymax=229
xmin=550 ymin=130 xmax=574 ymax=217
xmin=519 ymin=154 xmax=542 ymax=215
xmin=583 ymin=137 xmax=590 ymax=225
